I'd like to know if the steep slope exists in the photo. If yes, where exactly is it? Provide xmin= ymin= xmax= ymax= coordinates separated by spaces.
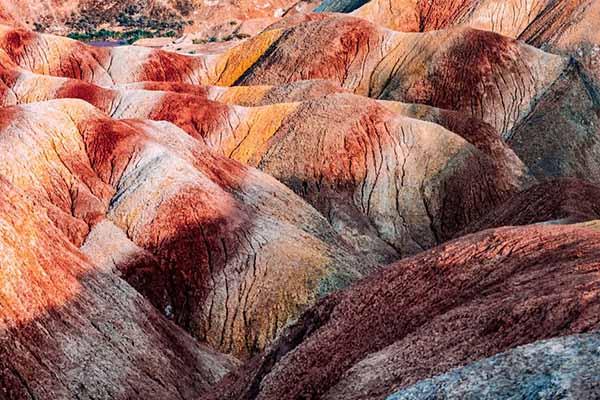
xmin=0 ymin=99 xmax=371 ymax=359
xmin=352 ymin=0 xmax=600 ymax=88
xmin=4 ymin=17 xmax=591 ymax=185
xmin=463 ymin=178 xmax=600 ymax=233
xmin=0 ymin=176 xmax=236 ymax=399
xmin=4 ymin=17 xmax=592 ymax=173
xmin=387 ymin=332 xmax=600 ymax=400
xmin=243 ymin=93 xmax=527 ymax=257
xmin=0 ymin=66 xmax=529 ymax=260
xmin=212 ymin=224 xmax=600 ymax=400
xmin=0 ymin=24 xmax=213 ymax=86
xmin=380 ymin=101 xmax=529 ymax=178
xmin=220 ymin=15 xmax=600 ymax=183
xmin=505 ymin=59 xmax=600 ymax=182
xmin=220 ymin=16 xmax=567 ymax=137
xmin=541 ymin=1 xmax=600 ymax=87
xmin=351 ymin=0 xmax=589 ymax=37
xmin=0 ymin=18 xmax=566 ymax=136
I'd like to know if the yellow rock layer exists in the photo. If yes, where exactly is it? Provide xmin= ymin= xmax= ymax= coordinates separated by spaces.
xmin=227 ymin=102 xmax=299 ymax=165
xmin=211 ymin=28 xmax=284 ymax=86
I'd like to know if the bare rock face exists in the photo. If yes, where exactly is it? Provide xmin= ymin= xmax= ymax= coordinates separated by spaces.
xmin=463 ymin=178 xmax=600 ymax=233
xmin=223 ymin=16 xmax=564 ymax=134
xmin=351 ymin=0 xmax=589 ymax=37
xmin=352 ymin=0 xmax=600 ymax=99
xmin=0 ymin=176 xmax=236 ymax=400
xmin=0 ymin=99 xmax=372 ymax=361
xmin=211 ymin=224 xmax=600 ymax=400
xmin=387 ymin=332 xmax=600 ymax=400
xmin=246 ymin=93 xmax=527 ymax=258
xmin=505 ymin=60 xmax=600 ymax=182
xmin=3 ymin=18 xmax=599 ymax=186
xmin=0 ymin=24 xmax=213 ymax=85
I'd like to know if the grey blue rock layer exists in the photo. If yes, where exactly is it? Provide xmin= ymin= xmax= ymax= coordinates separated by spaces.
xmin=387 ymin=332 xmax=600 ymax=400
xmin=315 ymin=0 xmax=369 ymax=13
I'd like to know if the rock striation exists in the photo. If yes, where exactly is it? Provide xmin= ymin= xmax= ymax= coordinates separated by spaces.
xmin=0 ymin=175 xmax=236 ymax=400
xmin=0 ymin=64 xmax=531 ymax=260
xmin=463 ymin=178 xmax=600 ymax=233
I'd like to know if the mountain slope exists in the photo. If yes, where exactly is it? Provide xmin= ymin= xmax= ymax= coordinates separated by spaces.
xmin=0 ymin=99 xmax=373 ymax=359
xmin=0 ymin=65 xmax=531 ymax=260
xmin=387 ymin=332 xmax=600 ymax=400
xmin=211 ymin=224 xmax=600 ymax=400
xmin=0 ymin=175 xmax=236 ymax=399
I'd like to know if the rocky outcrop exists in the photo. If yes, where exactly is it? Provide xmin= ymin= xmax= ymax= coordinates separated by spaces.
xmin=4 ymin=18 xmax=598 ymax=187
xmin=219 ymin=15 xmax=600 ymax=184
xmin=1 ymin=6 xmax=599 ymax=399
xmin=506 ymin=59 xmax=600 ymax=182
xmin=387 ymin=332 xmax=600 ymax=400
xmin=211 ymin=224 xmax=600 ymax=400
xmin=351 ymin=0 xmax=600 ymax=89
xmin=0 ymin=24 xmax=213 ymax=85
xmin=0 ymin=18 xmax=566 ymax=137
xmin=220 ymin=16 xmax=566 ymax=137
xmin=245 ymin=93 xmax=527 ymax=258
xmin=351 ymin=0 xmax=589 ymax=37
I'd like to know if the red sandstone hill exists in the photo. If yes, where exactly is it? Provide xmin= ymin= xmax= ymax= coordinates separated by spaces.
xmin=352 ymin=0 xmax=600 ymax=86
xmin=211 ymin=224 xmax=600 ymax=400
xmin=1 ymin=19 xmax=597 ymax=186
xmin=1 ymin=3 xmax=600 ymax=399
xmin=0 ymin=64 xmax=532 ymax=261
xmin=0 ymin=13 xmax=584 ymax=185
xmin=0 ymin=99 xmax=377 ymax=361
xmin=0 ymin=175 xmax=236 ymax=399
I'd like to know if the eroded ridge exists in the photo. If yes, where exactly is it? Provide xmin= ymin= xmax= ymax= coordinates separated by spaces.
xmin=0 ymin=99 xmax=371 ymax=360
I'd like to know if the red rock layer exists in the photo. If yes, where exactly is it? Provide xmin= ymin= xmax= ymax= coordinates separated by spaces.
xmin=463 ymin=178 xmax=600 ymax=233
xmin=0 ymin=18 xmax=566 ymax=138
xmin=352 ymin=0 xmax=589 ymax=40
xmin=251 ymin=93 xmax=528 ymax=257
xmin=228 ymin=16 xmax=565 ymax=137
xmin=0 ymin=24 xmax=212 ymax=85
xmin=211 ymin=224 xmax=600 ymax=400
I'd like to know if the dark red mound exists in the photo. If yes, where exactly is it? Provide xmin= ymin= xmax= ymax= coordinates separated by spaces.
xmin=463 ymin=178 xmax=600 ymax=234
xmin=211 ymin=224 xmax=600 ymax=400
